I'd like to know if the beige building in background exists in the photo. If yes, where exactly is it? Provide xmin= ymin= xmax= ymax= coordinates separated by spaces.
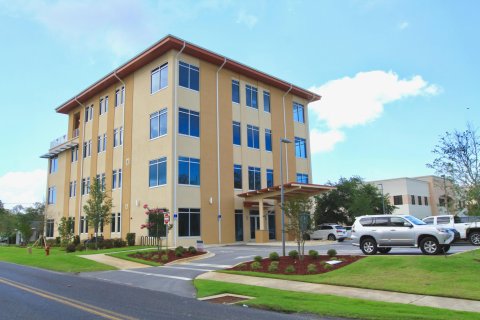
xmin=41 ymin=35 xmax=324 ymax=246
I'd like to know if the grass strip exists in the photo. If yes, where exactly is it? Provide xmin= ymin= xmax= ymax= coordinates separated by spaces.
xmin=107 ymin=250 xmax=162 ymax=267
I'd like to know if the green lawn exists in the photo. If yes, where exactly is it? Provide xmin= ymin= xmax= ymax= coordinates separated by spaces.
xmin=107 ymin=249 xmax=161 ymax=266
xmin=76 ymin=246 xmax=156 ymax=255
xmin=223 ymin=249 xmax=480 ymax=300
xmin=195 ymin=280 xmax=480 ymax=320
xmin=0 ymin=246 xmax=116 ymax=272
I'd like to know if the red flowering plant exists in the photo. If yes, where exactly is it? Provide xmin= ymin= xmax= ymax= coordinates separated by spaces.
xmin=141 ymin=204 xmax=170 ymax=254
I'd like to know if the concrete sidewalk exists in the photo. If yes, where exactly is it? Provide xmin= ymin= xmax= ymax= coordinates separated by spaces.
xmin=197 ymin=272 xmax=480 ymax=313
xmin=80 ymin=254 xmax=151 ymax=269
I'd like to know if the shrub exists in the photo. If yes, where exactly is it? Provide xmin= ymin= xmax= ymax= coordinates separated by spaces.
xmin=268 ymin=261 xmax=279 ymax=272
xmin=253 ymin=255 xmax=262 ymax=262
xmin=73 ymin=235 xmax=80 ymax=245
xmin=75 ymin=244 xmax=84 ymax=252
xmin=151 ymin=254 xmax=160 ymax=260
xmin=66 ymin=243 xmax=76 ymax=253
xmin=288 ymin=250 xmax=299 ymax=259
xmin=160 ymin=249 xmax=167 ymax=254
xmin=285 ymin=265 xmax=295 ymax=273
xmin=237 ymin=263 xmax=247 ymax=270
xmin=55 ymin=237 xmax=61 ymax=245
xmin=103 ymin=239 xmax=114 ymax=249
xmin=269 ymin=252 xmax=279 ymax=261
xmin=308 ymin=250 xmax=319 ymax=259
xmin=250 ymin=261 xmax=261 ymax=270
xmin=188 ymin=246 xmax=197 ymax=254
xmin=113 ymin=238 xmax=127 ymax=248
xmin=327 ymin=249 xmax=337 ymax=258
xmin=323 ymin=263 xmax=333 ymax=270
xmin=126 ymin=233 xmax=136 ymax=246
xmin=161 ymin=255 xmax=169 ymax=263
xmin=87 ymin=243 xmax=96 ymax=250
xmin=176 ymin=246 xmax=186 ymax=254
xmin=307 ymin=263 xmax=317 ymax=274
xmin=175 ymin=248 xmax=183 ymax=257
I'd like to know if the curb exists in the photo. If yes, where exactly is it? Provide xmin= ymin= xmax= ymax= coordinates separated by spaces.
xmin=165 ymin=251 xmax=215 ymax=266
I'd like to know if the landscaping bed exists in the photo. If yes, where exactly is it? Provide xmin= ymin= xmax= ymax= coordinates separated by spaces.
xmin=128 ymin=246 xmax=206 ymax=264
xmin=228 ymin=250 xmax=364 ymax=275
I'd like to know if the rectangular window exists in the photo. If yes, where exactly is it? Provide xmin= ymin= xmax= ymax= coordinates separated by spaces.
xmin=71 ymin=146 xmax=78 ymax=162
xmin=179 ymin=61 xmax=199 ymax=91
xmin=295 ymin=137 xmax=307 ymax=158
xmin=47 ymin=187 xmax=56 ymax=204
xmin=111 ymin=213 xmax=116 ymax=234
xmin=149 ymin=157 xmax=167 ymax=187
xmin=97 ymin=134 xmax=107 ymax=153
xmin=49 ymin=157 xmax=58 ymax=174
xmin=178 ymin=208 xmax=200 ymax=237
xmin=234 ymin=164 xmax=242 ymax=189
xmin=112 ymin=170 xmax=117 ymax=189
xmin=248 ymin=166 xmax=261 ymax=190
xmin=393 ymin=195 xmax=403 ymax=205
xmin=115 ymin=87 xmax=125 ymax=107
xmin=247 ymin=125 xmax=260 ymax=149
xmin=46 ymin=219 xmax=54 ymax=237
xmin=418 ymin=196 xmax=422 ymax=206
xmin=265 ymin=129 xmax=272 ymax=152
xmin=233 ymin=121 xmax=241 ymax=146
xmin=424 ymin=197 xmax=428 ymax=206
xmin=266 ymin=169 xmax=274 ymax=187
xmin=114 ymin=126 xmax=124 ymax=147
xmin=118 ymin=169 xmax=122 ymax=188
xmin=85 ymin=105 xmax=93 ymax=122
xmin=411 ymin=195 xmax=416 ymax=205
xmin=99 ymin=97 xmax=108 ymax=115
xmin=151 ymin=63 xmax=168 ymax=93
xmin=293 ymin=102 xmax=305 ymax=123
xmin=96 ymin=173 xmax=105 ymax=191
xmin=263 ymin=91 xmax=270 ymax=112
xmin=83 ymin=140 xmax=91 ymax=158
xmin=178 ymin=108 xmax=200 ymax=137
xmin=296 ymin=173 xmax=309 ymax=184
xmin=246 ymin=84 xmax=258 ymax=109
xmin=69 ymin=181 xmax=76 ymax=197
xmin=150 ymin=108 xmax=168 ymax=139
xmin=232 ymin=80 xmax=240 ymax=103
xmin=178 ymin=157 xmax=200 ymax=186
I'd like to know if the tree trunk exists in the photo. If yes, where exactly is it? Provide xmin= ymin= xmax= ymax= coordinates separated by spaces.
xmin=95 ymin=225 xmax=98 ymax=250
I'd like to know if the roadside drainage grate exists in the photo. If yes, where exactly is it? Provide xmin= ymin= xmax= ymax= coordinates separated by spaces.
xmin=198 ymin=294 xmax=253 ymax=305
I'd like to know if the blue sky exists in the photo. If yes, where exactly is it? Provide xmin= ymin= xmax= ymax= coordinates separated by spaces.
xmin=0 ymin=0 xmax=478 ymax=207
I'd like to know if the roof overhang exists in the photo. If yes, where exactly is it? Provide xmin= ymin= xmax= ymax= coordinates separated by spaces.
xmin=40 ymin=140 xmax=78 ymax=159
xmin=237 ymin=182 xmax=335 ymax=202
xmin=56 ymin=35 xmax=321 ymax=114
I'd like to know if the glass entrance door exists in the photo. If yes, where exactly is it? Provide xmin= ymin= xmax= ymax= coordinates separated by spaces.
xmin=235 ymin=213 xmax=243 ymax=241
xmin=268 ymin=214 xmax=276 ymax=240
xmin=250 ymin=215 xmax=260 ymax=239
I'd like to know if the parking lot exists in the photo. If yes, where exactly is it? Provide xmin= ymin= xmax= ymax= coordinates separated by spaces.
xmin=80 ymin=240 xmax=476 ymax=298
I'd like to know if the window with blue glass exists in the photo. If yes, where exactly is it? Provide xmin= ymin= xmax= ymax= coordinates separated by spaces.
xmin=266 ymin=169 xmax=274 ymax=187
xmin=295 ymin=137 xmax=307 ymax=158
xmin=263 ymin=91 xmax=270 ymax=112
xmin=233 ymin=121 xmax=241 ymax=146
xmin=246 ymin=85 xmax=258 ymax=109
xmin=179 ymin=108 xmax=200 ymax=137
xmin=178 ymin=157 xmax=200 ymax=186
xmin=248 ymin=166 xmax=261 ymax=190
xmin=151 ymin=63 xmax=168 ymax=93
xmin=150 ymin=109 xmax=167 ymax=139
xmin=293 ymin=102 xmax=305 ymax=123
xmin=149 ymin=157 xmax=167 ymax=187
xmin=179 ymin=61 xmax=199 ymax=91
xmin=234 ymin=164 xmax=242 ymax=189
xmin=296 ymin=173 xmax=309 ymax=184
xmin=247 ymin=124 xmax=260 ymax=149
xmin=265 ymin=129 xmax=272 ymax=152
xmin=232 ymin=80 xmax=240 ymax=103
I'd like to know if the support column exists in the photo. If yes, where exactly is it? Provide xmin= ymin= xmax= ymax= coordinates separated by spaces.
xmin=255 ymin=199 xmax=269 ymax=243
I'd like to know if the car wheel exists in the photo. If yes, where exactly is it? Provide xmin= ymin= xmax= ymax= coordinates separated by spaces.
xmin=327 ymin=234 xmax=336 ymax=241
xmin=440 ymin=245 xmax=450 ymax=253
xmin=469 ymin=231 xmax=480 ymax=246
xmin=303 ymin=234 xmax=311 ymax=241
xmin=337 ymin=238 xmax=344 ymax=242
xmin=360 ymin=238 xmax=378 ymax=255
xmin=420 ymin=237 xmax=440 ymax=255
xmin=378 ymin=247 xmax=392 ymax=254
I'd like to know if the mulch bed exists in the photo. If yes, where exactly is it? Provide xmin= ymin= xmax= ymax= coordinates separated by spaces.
xmin=228 ymin=255 xmax=364 ymax=275
xmin=128 ymin=249 xmax=206 ymax=264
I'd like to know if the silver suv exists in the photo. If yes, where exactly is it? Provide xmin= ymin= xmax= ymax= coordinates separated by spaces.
xmin=351 ymin=215 xmax=454 ymax=255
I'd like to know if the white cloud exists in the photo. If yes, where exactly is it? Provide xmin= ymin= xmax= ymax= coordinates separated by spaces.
xmin=308 ymin=70 xmax=440 ymax=153
xmin=310 ymin=129 xmax=345 ymax=153
xmin=398 ymin=21 xmax=409 ymax=30
xmin=0 ymin=170 xmax=47 ymax=209
xmin=236 ymin=10 xmax=258 ymax=29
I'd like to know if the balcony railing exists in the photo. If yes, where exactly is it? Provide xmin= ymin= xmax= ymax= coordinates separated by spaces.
xmin=50 ymin=135 xmax=68 ymax=149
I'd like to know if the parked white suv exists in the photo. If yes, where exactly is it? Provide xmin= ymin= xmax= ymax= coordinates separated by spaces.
xmin=423 ymin=215 xmax=480 ymax=245
xmin=351 ymin=215 xmax=454 ymax=255
xmin=311 ymin=224 xmax=347 ymax=241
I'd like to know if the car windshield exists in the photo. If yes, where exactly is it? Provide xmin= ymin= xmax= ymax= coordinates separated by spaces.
xmin=404 ymin=216 xmax=426 ymax=225
xmin=335 ymin=226 xmax=345 ymax=229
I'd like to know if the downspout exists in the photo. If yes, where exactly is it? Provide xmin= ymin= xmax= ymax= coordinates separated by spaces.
xmin=74 ymin=96 xmax=86 ymax=236
xmin=306 ymin=93 xmax=319 ymax=183
xmin=216 ymin=57 xmax=227 ymax=244
xmin=282 ymin=84 xmax=293 ymax=182
xmin=173 ymin=41 xmax=186 ymax=247
xmin=113 ymin=71 xmax=125 ymax=237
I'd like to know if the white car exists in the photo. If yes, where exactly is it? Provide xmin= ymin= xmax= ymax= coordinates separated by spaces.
xmin=423 ymin=215 xmax=480 ymax=245
xmin=311 ymin=224 xmax=347 ymax=241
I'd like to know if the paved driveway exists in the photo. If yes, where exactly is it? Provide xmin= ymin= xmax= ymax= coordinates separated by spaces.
xmin=80 ymin=241 xmax=476 ymax=298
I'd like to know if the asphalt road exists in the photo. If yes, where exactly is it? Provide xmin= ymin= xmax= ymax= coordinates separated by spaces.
xmin=0 ymin=261 xmax=329 ymax=320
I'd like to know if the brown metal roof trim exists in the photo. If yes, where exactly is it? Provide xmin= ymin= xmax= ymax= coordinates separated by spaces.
xmin=56 ymin=35 xmax=320 ymax=114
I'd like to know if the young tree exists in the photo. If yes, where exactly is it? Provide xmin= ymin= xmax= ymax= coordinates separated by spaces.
xmin=427 ymin=124 xmax=480 ymax=217
xmin=141 ymin=205 xmax=168 ymax=254
xmin=0 ymin=204 xmax=16 ymax=242
xmin=58 ymin=217 xmax=75 ymax=246
xmin=282 ymin=196 xmax=314 ymax=260
xmin=83 ymin=179 xmax=113 ymax=249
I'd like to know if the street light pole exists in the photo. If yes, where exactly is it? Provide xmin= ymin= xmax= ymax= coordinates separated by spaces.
xmin=280 ymin=138 xmax=292 ymax=257
xmin=378 ymin=184 xmax=385 ymax=214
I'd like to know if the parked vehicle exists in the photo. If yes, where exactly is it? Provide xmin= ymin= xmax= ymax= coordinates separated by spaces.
xmin=311 ymin=224 xmax=347 ymax=241
xmin=422 ymin=215 xmax=480 ymax=245
xmin=351 ymin=215 xmax=455 ymax=255
xmin=344 ymin=226 xmax=352 ymax=239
